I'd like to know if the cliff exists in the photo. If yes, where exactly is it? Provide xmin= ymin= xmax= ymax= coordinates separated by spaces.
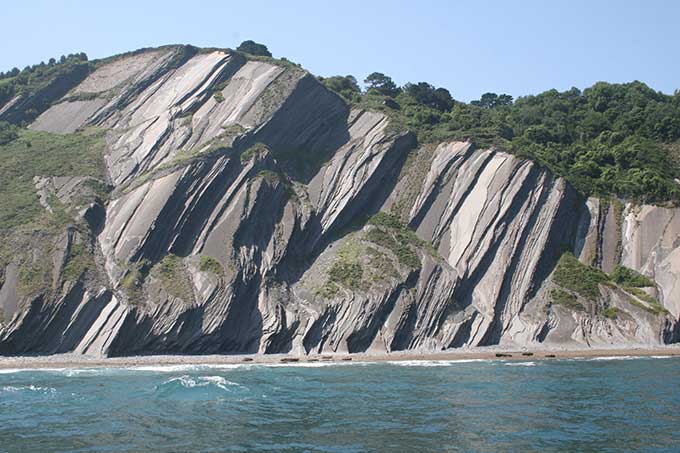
xmin=0 ymin=45 xmax=678 ymax=356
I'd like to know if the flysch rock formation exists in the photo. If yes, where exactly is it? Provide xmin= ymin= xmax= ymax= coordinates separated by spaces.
xmin=0 ymin=45 xmax=678 ymax=356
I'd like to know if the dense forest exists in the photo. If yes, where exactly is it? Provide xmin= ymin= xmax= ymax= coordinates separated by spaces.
xmin=320 ymin=73 xmax=680 ymax=204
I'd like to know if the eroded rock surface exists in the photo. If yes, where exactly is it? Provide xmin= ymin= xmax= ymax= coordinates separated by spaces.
xmin=1 ymin=46 xmax=678 ymax=356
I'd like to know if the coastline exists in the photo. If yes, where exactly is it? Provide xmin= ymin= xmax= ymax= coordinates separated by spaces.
xmin=1 ymin=345 xmax=680 ymax=370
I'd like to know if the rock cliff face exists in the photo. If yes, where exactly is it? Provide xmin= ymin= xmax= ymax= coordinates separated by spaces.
xmin=1 ymin=45 xmax=678 ymax=356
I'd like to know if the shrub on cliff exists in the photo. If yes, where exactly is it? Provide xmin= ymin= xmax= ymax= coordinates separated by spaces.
xmin=236 ymin=40 xmax=272 ymax=57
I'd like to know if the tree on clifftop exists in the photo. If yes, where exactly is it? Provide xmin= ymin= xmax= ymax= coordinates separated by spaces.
xmin=236 ymin=40 xmax=272 ymax=57
xmin=471 ymin=92 xmax=514 ymax=108
xmin=364 ymin=72 xmax=400 ymax=97
xmin=403 ymin=82 xmax=454 ymax=111
xmin=318 ymin=75 xmax=361 ymax=102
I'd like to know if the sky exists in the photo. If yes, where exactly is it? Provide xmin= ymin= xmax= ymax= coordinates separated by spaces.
xmin=1 ymin=0 xmax=678 ymax=102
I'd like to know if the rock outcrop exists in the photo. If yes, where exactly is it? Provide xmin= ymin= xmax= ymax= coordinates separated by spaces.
xmin=0 ymin=45 xmax=678 ymax=356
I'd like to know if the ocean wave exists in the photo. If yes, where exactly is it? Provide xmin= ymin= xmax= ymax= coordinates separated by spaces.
xmin=588 ymin=356 xmax=636 ymax=361
xmin=504 ymin=361 xmax=536 ymax=367
xmin=0 ymin=368 xmax=30 ymax=374
xmin=385 ymin=359 xmax=491 ymax=367
xmin=2 ymin=385 xmax=56 ymax=394
xmin=157 ymin=375 xmax=242 ymax=392
xmin=134 ymin=365 xmax=210 ymax=373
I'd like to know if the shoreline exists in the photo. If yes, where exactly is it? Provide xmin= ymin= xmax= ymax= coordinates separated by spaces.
xmin=1 ymin=345 xmax=680 ymax=370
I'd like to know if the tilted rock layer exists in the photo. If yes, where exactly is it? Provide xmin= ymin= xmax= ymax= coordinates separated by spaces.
xmin=1 ymin=46 xmax=678 ymax=356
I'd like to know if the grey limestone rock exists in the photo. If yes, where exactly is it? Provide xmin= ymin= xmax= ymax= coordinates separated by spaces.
xmin=1 ymin=46 xmax=678 ymax=356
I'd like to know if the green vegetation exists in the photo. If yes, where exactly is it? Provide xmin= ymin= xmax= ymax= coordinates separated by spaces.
xmin=366 ymin=211 xmax=404 ymax=229
xmin=364 ymin=212 xmax=428 ymax=268
xmin=199 ymin=255 xmax=224 ymax=276
xmin=121 ymin=260 xmax=149 ymax=293
xmin=343 ymin=74 xmax=680 ymax=203
xmin=316 ymin=238 xmax=364 ymax=297
xmin=0 ymin=121 xmax=18 ymax=145
xmin=316 ymin=232 xmax=406 ymax=298
xmin=364 ymin=72 xmax=400 ymax=97
xmin=365 ymin=247 xmax=400 ymax=281
xmin=213 ymin=91 xmax=225 ymax=103
xmin=326 ymin=239 xmax=363 ymax=289
xmin=151 ymin=254 xmax=193 ymax=302
xmin=62 ymin=242 xmax=95 ymax=281
xmin=156 ymin=254 xmax=182 ymax=280
xmin=17 ymin=261 xmax=50 ymax=297
xmin=550 ymin=288 xmax=585 ymax=311
xmin=0 ymin=127 xmax=108 ymax=297
xmin=623 ymin=286 xmax=669 ymax=315
xmin=0 ymin=127 xmax=106 ymax=231
xmin=318 ymin=75 xmax=361 ymax=102
xmin=610 ymin=265 xmax=655 ymax=287
xmin=256 ymin=170 xmax=280 ymax=185
xmin=0 ymin=53 xmax=90 ymax=124
xmin=120 ymin=260 xmax=151 ymax=305
xmin=328 ymin=261 xmax=363 ymax=289
xmin=236 ymin=40 xmax=272 ymax=57
xmin=221 ymin=123 xmax=246 ymax=136
xmin=602 ymin=306 xmax=619 ymax=319
xmin=365 ymin=228 xmax=419 ymax=268
xmin=315 ymin=281 xmax=339 ymax=298
xmin=551 ymin=252 xmax=671 ymax=317
xmin=470 ymin=92 xmax=514 ymax=109
xmin=552 ymin=252 xmax=609 ymax=300
xmin=240 ymin=142 xmax=269 ymax=163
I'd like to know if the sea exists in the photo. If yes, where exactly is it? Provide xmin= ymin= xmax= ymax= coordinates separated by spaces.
xmin=0 ymin=356 xmax=679 ymax=452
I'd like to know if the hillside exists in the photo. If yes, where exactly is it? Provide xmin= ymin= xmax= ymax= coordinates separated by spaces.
xmin=0 ymin=43 xmax=678 ymax=356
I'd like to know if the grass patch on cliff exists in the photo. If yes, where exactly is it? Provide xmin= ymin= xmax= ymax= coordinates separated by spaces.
xmin=550 ymin=288 xmax=585 ymax=311
xmin=316 ymin=238 xmax=365 ymax=297
xmin=623 ymin=286 xmax=669 ymax=315
xmin=366 ymin=247 xmax=400 ymax=282
xmin=552 ymin=253 xmax=671 ymax=317
xmin=151 ymin=254 xmax=194 ymax=303
xmin=62 ymin=242 xmax=95 ymax=281
xmin=315 ymin=213 xmax=436 ymax=298
xmin=364 ymin=212 xmax=430 ymax=268
xmin=602 ymin=306 xmax=619 ymax=319
xmin=553 ymin=252 xmax=609 ymax=300
xmin=0 ymin=127 xmax=106 ymax=231
xmin=199 ymin=255 xmax=223 ymax=276
xmin=610 ymin=265 xmax=655 ymax=287
xmin=120 ymin=260 xmax=150 ymax=304
xmin=16 ymin=261 xmax=51 ymax=297
xmin=0 ymin=127 xmax=107 ymax=297
xmin=327 ymin=239 xmax=363 ymax=289
xmin=240 ymin=142 xmax=269 ymax=163
xmin=328 ymin=261 xmax=363 ymax=289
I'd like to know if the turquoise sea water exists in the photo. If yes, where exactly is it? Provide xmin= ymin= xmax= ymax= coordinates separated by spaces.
xmin=0 ymin=356 xmax=679 ymax=452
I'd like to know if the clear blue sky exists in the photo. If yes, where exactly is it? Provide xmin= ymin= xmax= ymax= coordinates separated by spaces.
xmin=1 ymin=0 xmax=678 ymax=102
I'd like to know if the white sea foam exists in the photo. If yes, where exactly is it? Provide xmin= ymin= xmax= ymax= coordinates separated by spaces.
xmin=0 ymin=369 xmax=29 ymax=374
xmin=133 ymin=365 xmax=208 ymax=373
xmin=588 ymin=356 xmax=636 ymax=361
xmin=159 ymin=375 xmax=242 ymax=391
xmin=386 ymin=359 xmax=491 ymax=367
xmin=504 ymin=361 xmax=536 ymax=367
xmin=1 ymin=385 xmax=56 ymax=394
